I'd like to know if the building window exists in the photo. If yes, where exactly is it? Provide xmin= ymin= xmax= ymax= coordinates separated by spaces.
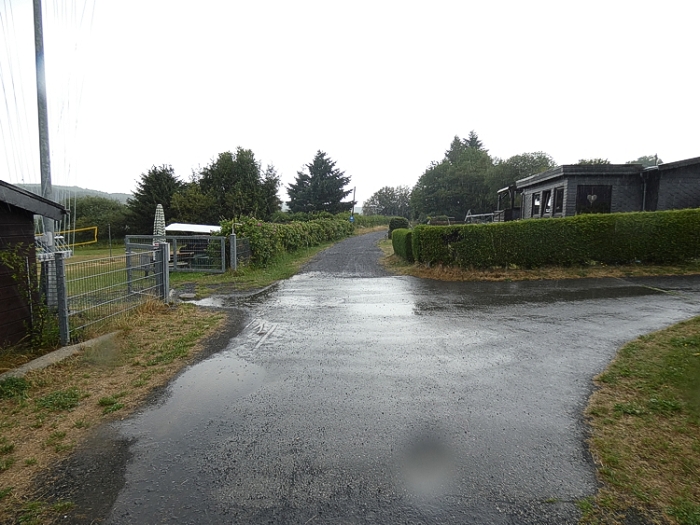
xmin=576 ymin=185 xmax=612 ymax=214
xmin=531 ymin=193 xmax=541 ymax=217
xmin=543 ymin=190 xmax=552 ymax=215
xmin=554 ymin=187 xmax=564 ymax=214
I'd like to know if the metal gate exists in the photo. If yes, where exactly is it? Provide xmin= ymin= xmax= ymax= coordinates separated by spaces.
xmin=125 ymin=235 xmax=226 ymax=273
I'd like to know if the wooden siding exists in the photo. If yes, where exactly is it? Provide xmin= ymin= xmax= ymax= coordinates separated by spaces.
xmin=0 ymin=203 xmax=37 ymax=347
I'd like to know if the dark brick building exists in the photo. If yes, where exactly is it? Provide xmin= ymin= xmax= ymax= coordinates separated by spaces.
xmin=0 ymin=180 xmax=66 ymax=347
xmin=507 ymin=156 xmax=700 ymax=220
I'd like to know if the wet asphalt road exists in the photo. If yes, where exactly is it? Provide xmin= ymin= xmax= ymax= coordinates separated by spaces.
xmin=105 ymin=231 xmax=700 ymax=524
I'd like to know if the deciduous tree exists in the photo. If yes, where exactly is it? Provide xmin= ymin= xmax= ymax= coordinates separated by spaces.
xmin=199 ymin=148 xmax=266 ymax=221
xmin=627 ymin=155 xmax=662 ymax=167
xmin=410 ymin=133 xmax=493 ymax=220
xmin=577 ymin=158 xmax=611 ymax=165
xmin=71 ymin=196 xmax=129 ymax=242
xmin=485 ymin=152 xmax=557 ymax=195
xmin=364 ymin=186 xmax=411 ymax=217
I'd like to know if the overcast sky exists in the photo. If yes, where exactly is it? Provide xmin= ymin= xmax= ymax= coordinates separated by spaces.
xmin=1 ymin=0 xmax=698 ymax=207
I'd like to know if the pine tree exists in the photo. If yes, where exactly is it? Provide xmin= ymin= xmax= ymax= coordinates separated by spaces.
xmin=126 ymin=165 xmax=182 ymax=234
xmin=465 ymin=130 xmax=485 ymax=151
xmin=287 ymin=151 xmax=353 ymax=214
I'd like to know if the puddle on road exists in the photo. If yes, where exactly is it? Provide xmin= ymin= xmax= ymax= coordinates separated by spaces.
xmin=411 ymin=278 xmax=667 ymax=313
xmin=120 ymin=351 xmax=267 ymax=441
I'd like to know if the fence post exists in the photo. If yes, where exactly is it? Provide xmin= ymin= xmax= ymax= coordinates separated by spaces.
xmin=54 ymin=252 xmax=70 ymax=346
xmin=155 ymin=243 xmax=170 ymax=301
xmin=219 ymin=236 xmax=225 ymax=272
xmin=125 ymin=237 xmax=133 ymax=295
xmin=229 ymin=234 xmax=237 ymax=271
xmin=172 ymin=237 xmax=179 ymax=270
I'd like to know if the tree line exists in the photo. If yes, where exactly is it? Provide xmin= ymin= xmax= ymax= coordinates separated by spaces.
xmin=69 ymin=149 xmax=356 ymax=239
xmin=364 ymin=131 xmax=660 ymax=221
xmin=70 ymin=135 xmax=660 ymax=241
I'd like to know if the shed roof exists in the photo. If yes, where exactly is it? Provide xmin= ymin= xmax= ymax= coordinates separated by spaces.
xmin=0 ymin=179 xmax=67 ymax=220
xmin=165 ymin=223 xmax=221 ymax=234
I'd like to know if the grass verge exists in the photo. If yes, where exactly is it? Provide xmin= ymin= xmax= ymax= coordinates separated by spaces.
xmin=168 ymin=240 xmax=338 ymax=298
xmin=378 ymin=239 xmax=700 ymax=282
xmin=582 ymin=317 xmax=700 ymax=525
xmin=0 ymin=302 xmax=225 ymax=524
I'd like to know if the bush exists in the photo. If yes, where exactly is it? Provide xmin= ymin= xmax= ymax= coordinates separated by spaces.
xmin=219 ymin=217 xmax=354 ymax=267
xmin=391 ymin=228 xmax=413 ymax=262
xmin=388 ymin=217 xmax=409 ymax=239
xmin=412 ymin=209 xmax=700 ymax=268
xmin=389 ymin=217 xmax=409 ymax=231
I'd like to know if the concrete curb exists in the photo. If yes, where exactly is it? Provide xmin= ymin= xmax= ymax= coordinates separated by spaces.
xmin=0 ymin=332 xmax=121 ymax=381
xmin=177 ymin=283 xmax=279 ymax=304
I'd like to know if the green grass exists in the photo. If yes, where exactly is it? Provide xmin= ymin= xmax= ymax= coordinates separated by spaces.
xmin=35 ymin=388 xmax=83 ymax=412
xmin=585 ymin=316 xmax=700 ymax=524
xmin=0 ymin=378 xmax=31 ymax=400
xmin=14 ymin=498 xmax=75 ymax=525
xmin=98 ymin=393 xmax=127 ymax=414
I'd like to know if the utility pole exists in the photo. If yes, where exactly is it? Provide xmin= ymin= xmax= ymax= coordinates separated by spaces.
xmin=351 ymin=187 xmax=356 ymax=217
xmin=33 ymin=0 xmax=57 ymax=305
xmin=33 ymin=0 xmax=53 ymax=235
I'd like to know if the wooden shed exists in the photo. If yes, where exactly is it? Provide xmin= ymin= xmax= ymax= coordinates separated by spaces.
xmin=0 ymin=180 xmax=67 ymax=347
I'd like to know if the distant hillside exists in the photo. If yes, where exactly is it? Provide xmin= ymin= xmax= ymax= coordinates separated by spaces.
xmin=17 ymin=184 xmax=131 ymax=204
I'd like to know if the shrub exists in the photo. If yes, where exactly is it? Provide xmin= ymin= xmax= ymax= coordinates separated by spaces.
xmin=388 ymin=217 xmax=409 ymax=239
xmin=392 ymin=228 xmax=413 ymax=262
xmin=218 ymin=217 xmax=354 ymax=267
xmin=412 ymin=209 xmax=700 ymax=269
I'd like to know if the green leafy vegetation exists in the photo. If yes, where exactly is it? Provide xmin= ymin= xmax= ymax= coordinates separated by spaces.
xmin=391 ymin=228 xmax=413 ymax=262
xmin=35 ymin=388 xmax=82 ymax=412
xmin=409 ymin=132 xmax=556 ymax=222
xmin=364 ymin=186 xmax=411 ymax=218
xmin=98 ymin=396 xmax=125 ymax=414
xmin=219 ymin=217 xmax=353 ymax=267
xmin=388 ymin=217 xmax=409 ymax=238
xmin=0 ymin=377 xmax=31 ymax=400
xmin=287 ymin=151 xmax=353 ymax=214
xmin=407 ymin=208 xmax=700 ymax=269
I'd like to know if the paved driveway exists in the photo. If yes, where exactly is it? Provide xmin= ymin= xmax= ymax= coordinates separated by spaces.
xmin=103 ymin=232 xmax=700 ymax=524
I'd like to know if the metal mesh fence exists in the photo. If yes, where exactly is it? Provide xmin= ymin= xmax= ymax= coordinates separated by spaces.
xmin=59 ymin=245 xmax=167 ymax=343
xmin=235 ymin=237 xmax=251 ymax=265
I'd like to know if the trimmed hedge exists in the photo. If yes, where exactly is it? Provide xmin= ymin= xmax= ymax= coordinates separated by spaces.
xmin=388 ymin=217 xmax=409 ymax=239
xmin=219 ymin=217 xmax=354 ymax=267
xmin=391 ymin=228 xmax=413 ymax=262
xmin=411 ymin=209 xmax=700 ymax=268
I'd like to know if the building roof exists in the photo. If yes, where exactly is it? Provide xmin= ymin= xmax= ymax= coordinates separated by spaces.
xmin=0 ymin=179 xmax=67 ymax=220
xmin=656 ymin=156 xmax=700 ymax=171
xmin=516 ymin=164 xmax=643 ymax=189
xmin=164 ymin=223 xmax=221 ymax=234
